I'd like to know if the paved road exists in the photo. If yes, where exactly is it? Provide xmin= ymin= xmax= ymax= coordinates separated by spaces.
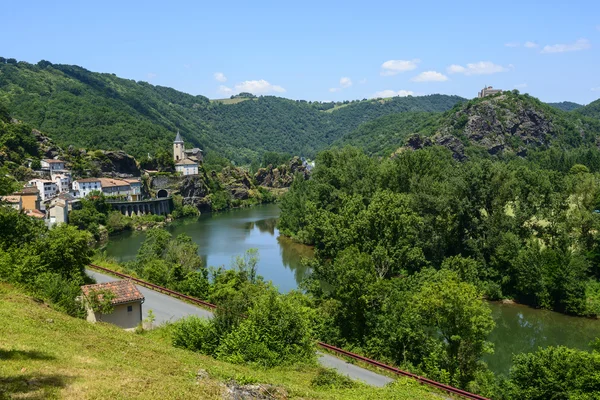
xmin=86 ymin=269 xmax=393 ymax=387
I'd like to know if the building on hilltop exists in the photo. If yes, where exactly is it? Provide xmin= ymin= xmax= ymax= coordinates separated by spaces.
xmin=81 ymin=280 xmax=145 ymax=330
xmin=175 ymin=158 xmax=199 ymax=176
xmin=172 ymin=131 xmax=201 ymax=175
xmin=478 ymin=86 xmax=502 ymax=98
xmin=13 ymin=187 xmax=41 ymax=211
xmin=40 ymin=159 xmax=66 ymax=171
xmin=28 ymin=179 xmax=59 ymax=201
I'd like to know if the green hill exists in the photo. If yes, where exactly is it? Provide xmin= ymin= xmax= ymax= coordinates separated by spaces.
xmin=0 ymin=283 xmax=439 ymax=399
xmin=337 ymin=91 xmax=600 ymax=159
xmin=547 ymin=101 xmax=583 ymax=112
xmin=577 ymin=99 xmax=600 ymax=120
xmin=0 ymin=59 xmax=463 ymax=163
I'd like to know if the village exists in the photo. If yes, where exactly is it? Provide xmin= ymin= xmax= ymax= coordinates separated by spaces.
xmin=0 ymin=132 xmax=202 ymax=226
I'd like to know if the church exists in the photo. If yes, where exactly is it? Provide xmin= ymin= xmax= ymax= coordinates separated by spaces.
xmin=173 ymin=131 xmax=202 ymax=176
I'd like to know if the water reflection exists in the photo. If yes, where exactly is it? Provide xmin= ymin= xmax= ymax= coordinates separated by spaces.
xmin=104 ymin=204 xmax=313 ymax=292
xmin=278 ymin=235 xmax=313 ymax=285
xmin=485 ymin=302 xmax=600 ymax=376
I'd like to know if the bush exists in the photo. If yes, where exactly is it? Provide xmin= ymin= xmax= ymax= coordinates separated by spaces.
xmin=216 ymin=290 xmax=315 ymax=367
xmin=33 ymin=272 xmax=86 ymax=318
xmin=172 ymin=316 xmax=219 ymax=355
xmin=310 ymin=368 xmax=356 ymax=389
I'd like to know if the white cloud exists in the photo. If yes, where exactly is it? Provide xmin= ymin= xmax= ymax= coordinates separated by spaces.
xmin=524 ymin=41 xmax=539 ymax=48
xmin=234 ymin=79 xmax=285 ymax=94
xmin=380 ymin=59 xmax=420 ymax=76
xmin=411 ymin=71 xmax=448 ymax=82
xmin=447 ymin=64 xmax=466 ymax=74
xmin=358 ymin=78 xmax=368 ymax=84
xmin=447 ymin=61 xmax=509 ymax=76
xmin=214 ymin=72 xmax=227 ymax=82
xmin=541 ymin=38 xmax=591 ymax=54
xmin=505 ymin=42 xmax=520 ymax=47
xmin=514 ymin=83 xmax=528 ymax=88
xmin=147 ymin=72 xmax=157 ymax=80
xmin=340 ymin=77 xmax=353 ymax=88
xmin=592 ymin=87 xmax=600 ymax=92
xmin=372 ymin=89 xmax=414 ymax=98
xmin=217 ymin=85 xmax=233 ymax=95
xmin=329 ymin=87 xmax=341 ymax=93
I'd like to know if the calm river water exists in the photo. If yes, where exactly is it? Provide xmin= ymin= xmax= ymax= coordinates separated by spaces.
xmin=104 ymin=203 xmax=600 ymax=375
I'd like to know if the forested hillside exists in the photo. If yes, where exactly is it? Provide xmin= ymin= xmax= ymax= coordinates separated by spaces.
xmin=577 ymin=99 xmax=600 ymax=120
xmin=337 ymin=91 xmax=600 ymax=158
xmin=547 ymin=101 xmax=583 ymax=111
xmin=0 ymin=58 xmax=463 ymax=163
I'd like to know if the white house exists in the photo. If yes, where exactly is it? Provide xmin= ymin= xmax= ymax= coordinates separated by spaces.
xmin=41 ymin=159 xmax=66 ymax=171
xmin=98 ymin=178 xmax=131 ymax=198
xmin=28 ymin=179 xmax=59 ymax=201
xmin=52 ymin=173 xmax=71 ymax=193
xmin=124 ymin=179 xmax=142 ymax=201
xmin=73 ymin=178 xmax=101 ymax=198
xmin=175 ymin=158 xmax=199 ymax=176
xmin=81 ymin=280 xmax=145 ymax=330
xmin=47 ymin=199 xmax=69 ymax=227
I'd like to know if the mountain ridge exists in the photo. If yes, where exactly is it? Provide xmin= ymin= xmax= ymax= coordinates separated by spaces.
xmin=0 ymin=59 xmax=463 ymax=163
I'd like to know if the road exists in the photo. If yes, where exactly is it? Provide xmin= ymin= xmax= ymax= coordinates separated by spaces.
xmin=86 ymin=269 xmax=394 ymax=387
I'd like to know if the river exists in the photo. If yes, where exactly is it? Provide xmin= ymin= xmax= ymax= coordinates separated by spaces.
xmin=103 ymin=203 xmax=600 ymax=376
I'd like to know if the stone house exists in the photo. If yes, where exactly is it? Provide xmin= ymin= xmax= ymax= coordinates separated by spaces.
xmin=81 ymin=280 xmax=145 ymax=330
xmin=175 ymin=158 xmax=199 ymax=176
xmin=41 ymin=159 xmax=66 ymax=171
xmin=1 ymin=195 xmax=22 ymax=211
xmin=14 ymin=187 xmax=41 ymax=211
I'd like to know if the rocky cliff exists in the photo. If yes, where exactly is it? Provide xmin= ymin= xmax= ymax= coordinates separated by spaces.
xmin=255 ymin=156 xmax=310 ymax=188
xmin=405 ymin=92 xmax=600 ymax=160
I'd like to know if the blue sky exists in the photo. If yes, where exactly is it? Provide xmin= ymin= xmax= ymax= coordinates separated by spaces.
xmin=3 ymin=0 xmax=600 ymax=103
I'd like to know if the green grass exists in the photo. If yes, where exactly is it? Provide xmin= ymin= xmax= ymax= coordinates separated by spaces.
xmin=209 ymin=97 xmax=254 ymax=105
xmin=0 ymin=283 xmax=442 ymax=399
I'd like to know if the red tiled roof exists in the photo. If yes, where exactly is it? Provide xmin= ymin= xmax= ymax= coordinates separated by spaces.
xmin=25 ymin=209 xmax=45 ymax=219
xmin=75 ymin=178 xmax=101 ymax=183
xmin=81 ymin=280 xmax=144 ymax=305
xmin=43 ymin=159 xmax=65 ymax=163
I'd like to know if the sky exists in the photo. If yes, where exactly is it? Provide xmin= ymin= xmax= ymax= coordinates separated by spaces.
xmin=2 ymin=0 xmax=600 ymax=104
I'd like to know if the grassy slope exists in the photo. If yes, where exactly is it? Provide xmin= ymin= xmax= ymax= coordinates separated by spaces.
xmin=0 ymin=283 xmax=439 ymax=400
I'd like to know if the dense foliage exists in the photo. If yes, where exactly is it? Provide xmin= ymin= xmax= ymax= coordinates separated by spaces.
xmin=547 ymin=101 xmax=583 ymax=112
xmin=0 ymin=206 xmax=93 ymax=316
xmin=279 ymin=145 xmax=600 ymax=392
xmin=0 ymin=59 xmax=463 ymax=163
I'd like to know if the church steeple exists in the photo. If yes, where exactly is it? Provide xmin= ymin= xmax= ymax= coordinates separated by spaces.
xmin=174 ymin=130 xmax=183 ymax=143
xmin=173 ymin=130 xmax=184 ymax=162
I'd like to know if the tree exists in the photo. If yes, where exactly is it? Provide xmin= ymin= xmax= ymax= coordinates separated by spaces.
xmin=409 ymin=270 xmax=495 ymax=387
xmin=508 ymin=346 xmax=600 ymax=400
xmin=38 ymin=225 xmax=93 ymax=283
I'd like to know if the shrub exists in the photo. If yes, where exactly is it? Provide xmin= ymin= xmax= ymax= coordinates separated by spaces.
xmin=172 ymin=316 xmax=219 ymax=355
xmin=216 ymin=291 xmax=315 ymax=367
xmin=33 ymin=272 xmax=86 ymax=318
xmin=310 ymin=368 xmax=356 ymax=389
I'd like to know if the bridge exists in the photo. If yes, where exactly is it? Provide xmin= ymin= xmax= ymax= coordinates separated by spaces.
xmin=107 ymin=197 xmax=172 ymax=216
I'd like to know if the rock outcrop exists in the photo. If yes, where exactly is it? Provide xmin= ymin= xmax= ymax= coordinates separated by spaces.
xmin=179 ymin=175 xmax=211 ymax=212
xmin=405 ymin=93 xmax=567 ymax=160
xmin=31 ymin=129 xmax=62 ymax=159
xmin=255 ymin=156 xmax=309 ymax=188
xmin=92 ymin=150 xmax=140 ymax=177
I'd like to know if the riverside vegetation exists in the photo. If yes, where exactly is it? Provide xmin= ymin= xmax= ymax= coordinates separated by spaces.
xmin=0 ymin=205 xmax=440 ymax=399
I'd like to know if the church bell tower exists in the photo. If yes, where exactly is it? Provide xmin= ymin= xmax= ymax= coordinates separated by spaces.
xmin=173 ymin=131 xmax=184 ymax=162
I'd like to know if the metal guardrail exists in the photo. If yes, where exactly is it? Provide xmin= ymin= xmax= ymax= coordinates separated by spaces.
xmin=87 ymin=264 xmax=489 ymax=400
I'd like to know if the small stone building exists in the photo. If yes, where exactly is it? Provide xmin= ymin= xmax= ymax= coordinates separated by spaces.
xmin=81 ymin=280 xmax=145 ymax=329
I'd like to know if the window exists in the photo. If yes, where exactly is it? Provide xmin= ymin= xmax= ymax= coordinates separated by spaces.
xmin=127 ymin=305 xmax=133 ymax=312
